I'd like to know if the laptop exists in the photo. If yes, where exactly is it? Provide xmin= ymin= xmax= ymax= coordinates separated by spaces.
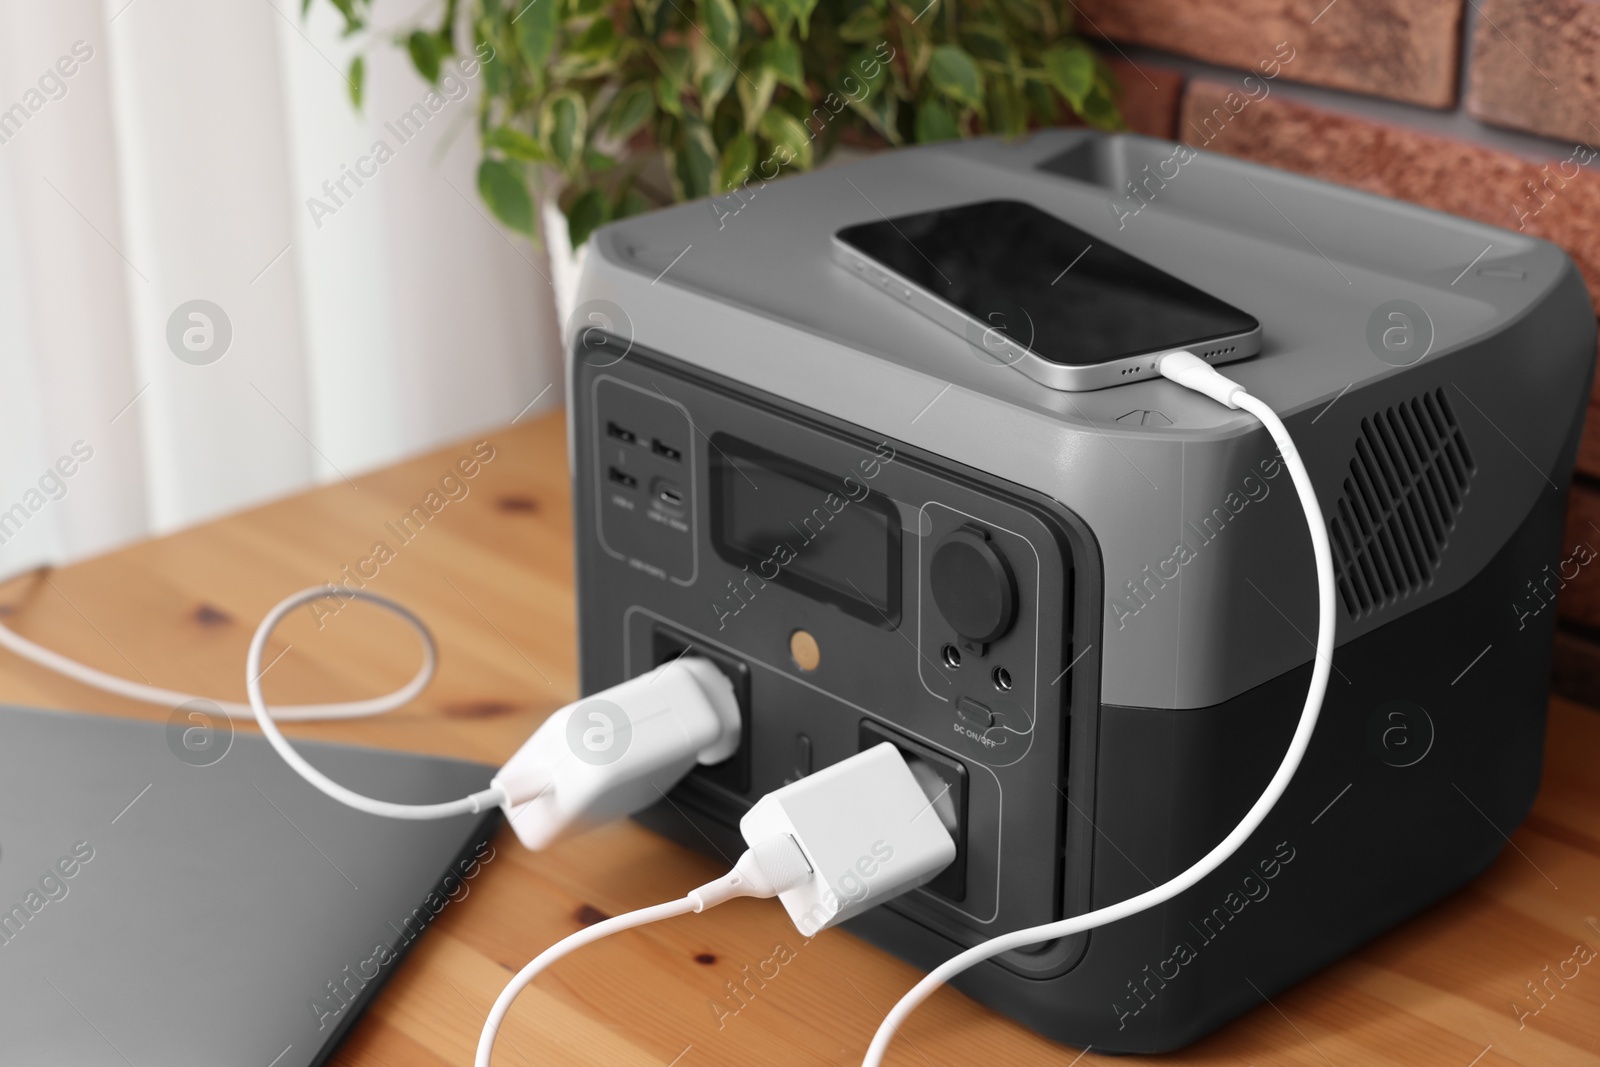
xmin=0 ymin=704 xmax=500 ymax=1065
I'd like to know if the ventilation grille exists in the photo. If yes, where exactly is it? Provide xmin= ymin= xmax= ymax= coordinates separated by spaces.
xmin=1328 ymin=389 xmax=1474 ymax=620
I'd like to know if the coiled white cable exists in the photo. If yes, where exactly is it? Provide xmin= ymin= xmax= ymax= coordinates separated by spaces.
xmin=244 ymin=586 xmax=505 ymax=820
xmin=0 ymin=573 xmax=500 ymax=819
xmin=862 ymin=353 xmax=1336 ymax=1066
xmin=0 ymin=570 xmax=436 ymax=722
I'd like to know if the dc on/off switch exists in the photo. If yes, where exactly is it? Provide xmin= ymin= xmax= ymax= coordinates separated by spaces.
xmin=930 ymin=525 xmax=1017 ymax=652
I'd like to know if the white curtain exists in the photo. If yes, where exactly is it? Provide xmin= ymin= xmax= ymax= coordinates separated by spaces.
xmin=0 ymin=0 xmax=562 ymax=575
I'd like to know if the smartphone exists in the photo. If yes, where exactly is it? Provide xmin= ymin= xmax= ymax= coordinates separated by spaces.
xmin=832 ymin=199 xmax=1261 ymax=392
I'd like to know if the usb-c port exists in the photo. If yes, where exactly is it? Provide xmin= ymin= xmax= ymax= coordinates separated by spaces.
xmin=657 ymin=482 xmax=685 ymax=509
xmin=607 ymin=422 xmax=638 ymax=445
xmin=608 ymin=467 xmax=637 ymax=489
xmin=651 ymin=439 xmax=682 ymax=462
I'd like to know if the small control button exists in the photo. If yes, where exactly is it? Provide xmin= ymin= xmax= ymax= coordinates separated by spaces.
xmin=955 ymin=696 xmax=994 ymax=728
xmin=930 ymin=526 xmax=1018 ymax=645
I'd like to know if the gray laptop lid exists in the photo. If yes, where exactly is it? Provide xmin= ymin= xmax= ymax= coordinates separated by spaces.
xmin=0 ymin=704 xmax=499 ymax=1065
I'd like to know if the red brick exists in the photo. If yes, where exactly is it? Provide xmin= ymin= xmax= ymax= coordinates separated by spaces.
xmin=1550 ymin=628 xmax=1600 ymax=708
xmin=1075 ymin=0 xmax=1463 ymax=108
xmin=1178 ymin=81 xmax=1600 ymax=301
xmin=1580 ymin=349 xmax=1600 ymax=478
xmin=1178 ymin=81 xmax=1600 ymax=478
xmin=1468 ymin=0 xmax=1600 ymax=144
xmin=1560 ymin=483 xmax=1600 ymax=629
xmin=1105 ymin=58 xmax=1185 ymax=140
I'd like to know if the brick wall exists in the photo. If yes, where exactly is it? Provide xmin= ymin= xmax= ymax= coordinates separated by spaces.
xmin=1083 ymin=0 xmax=1600 ymax=708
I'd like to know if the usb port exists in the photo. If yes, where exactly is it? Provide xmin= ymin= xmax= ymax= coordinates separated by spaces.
xmin=607 ymin=422 xmax=638 ymax=445
xmin=608 ymin=467 xmax=638 ymax=489
xmin=656 ymin=482 xmax=685 ymax=509
xmin=651 ymin=439 xmax=682 ymax=462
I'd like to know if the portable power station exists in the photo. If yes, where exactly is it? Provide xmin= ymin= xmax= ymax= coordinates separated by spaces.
xmin=565 ymin=130 xmax=1595 ymax=1052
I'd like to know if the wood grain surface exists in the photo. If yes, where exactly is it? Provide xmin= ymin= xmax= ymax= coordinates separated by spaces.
xmin=2 ymin=410 xmax=1598 ymax=1067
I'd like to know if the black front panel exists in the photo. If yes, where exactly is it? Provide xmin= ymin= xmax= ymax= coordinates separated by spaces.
xmin=573 ymin=339 xmax=1104 ymax=971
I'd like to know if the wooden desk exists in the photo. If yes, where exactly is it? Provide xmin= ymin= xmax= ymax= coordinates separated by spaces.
xmin=4 ymin=411 xmax=1598 ymax=1066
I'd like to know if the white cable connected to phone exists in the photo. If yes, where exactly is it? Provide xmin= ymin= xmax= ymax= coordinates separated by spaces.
xmin=861 ymin=351 xmax=1336 ymax=1066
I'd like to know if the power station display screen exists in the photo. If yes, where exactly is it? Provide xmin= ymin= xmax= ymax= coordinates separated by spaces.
xmin=835 ymin=199 xmax=1259 ymax=366
xmin=709 ymin=436 xmax=900 ymax=627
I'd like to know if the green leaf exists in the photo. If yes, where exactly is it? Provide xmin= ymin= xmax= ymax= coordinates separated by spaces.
xmin=347 ymin=55 xmax=365 ymax=109
xmin=326 ymin=0 xmax=363 ymax=34
xmin=1024 ymin=79 xmax=1058 ymax=124
xmin=612 ymin=186 xmax=649 ymax=219
xmin=988 ymin=77 xmax=1026 ymax=136
xmin=477 ymin=159 xmax=535 ymax=234
xmin=514 ymin=0 xmax=560 ymax=69
xmin=479 ymin=28 xmax=507 ymax=93
xmin=737 ymin=64 xmax=778 ymax=133
xmin=632 ymin=0 xmax=664 ymax=33
xmin=655 ymin=74 xmax=685 ymax=118
xmin=759 ymin=37 xmax=806 ymax=93
xmin=1042 ymin=41 xmax=1094 ymax=108
xmin=568 ymin=0 xmax=606 ymax=14
xmin=758 ymin=0 xmax=818 ymax=39
xmin=927 ymin=45 xmax=983 ymax=110
xmin=757 ymin=106 xmax=812 ymax=171
xmin=837 ymin=5 xmax=885 ymax=43
xmin=565 ymin=187 xmax=608 ymax=246
xmin=716 ymin=132 xmax=756 ymax=191
xmin=570 ymin=16 xmax=616 ymax=56
xmin=960 ymin=26 xmax=1012 ymax=64
xmin=605 ymin=83 xmax=656 ymax=141
xmin=694 ymin=40 xmax=737 ymax=119
xmin=656 ymin=43 xmax=691 ymax=85
xmin=437 ymin=0 xmax=460 ymax=49
xmin=485 ymin=125 xmax=548 ymax=162
xmin=673 ymin=116 xmax=718 ymax=198
xmin=704 ymin=0 xmax=741 ymax=54
xmin=1079 ymin=82 xmax=1124 ymax=129
xmin=843 ymin=46 xmax=899 ymax=143
xmin=995 ymin=0 xmax=1042 ymax=33
xmin=792 ymin=0 xmax=820 ymax=38
xmin=407 ymin=30 xmax=444 ymax=83
xmin=539 ymin=91 xmax=588 ymax=171
xmin=584 ymin=147 xmax=618 ymax=170
xmin=914 ymin=99 xmax=958 ymax=143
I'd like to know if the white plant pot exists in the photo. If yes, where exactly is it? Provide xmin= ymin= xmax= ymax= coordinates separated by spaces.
xmin=543 ymin=198 xmax=588 ymax=344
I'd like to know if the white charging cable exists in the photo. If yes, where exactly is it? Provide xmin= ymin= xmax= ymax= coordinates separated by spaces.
xmin=243 ymin=586 xmax=507 ymax=819
xmin=0 ymin=573 xmax=436 ymax=722
xmin=243 ymin=587 xmax=745 ymax=826
xmin=861 ymin=351 xmax=1336 ymax=1066
xmin=476 ymin=741 xmax=958 ymax=1066
xmin=475 ymin=834 xmax=815 ymax=1067
xmin=0 ymin=571 xmax=744 ymax=831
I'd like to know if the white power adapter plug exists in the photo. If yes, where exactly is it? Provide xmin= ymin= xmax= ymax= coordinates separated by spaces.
xmin=474 ymin=741 xmax=959 ymax=1066
xmin=741 ymin=741 xmax=957 ymax=937
xmin=492 ymin=657 xmax=741 ymax=850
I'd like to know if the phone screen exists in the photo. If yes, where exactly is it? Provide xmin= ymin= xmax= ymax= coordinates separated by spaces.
xmin=836 ymin=199 xmax=1258 ymax=367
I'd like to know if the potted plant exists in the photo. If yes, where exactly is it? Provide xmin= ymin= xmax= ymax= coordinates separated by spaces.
xmin=310 ymin=0 xmax=1120 ymax=301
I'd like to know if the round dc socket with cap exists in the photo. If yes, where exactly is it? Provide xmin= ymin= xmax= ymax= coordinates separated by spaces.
xmin=930 ymin=527 xmax=1017 ymax=645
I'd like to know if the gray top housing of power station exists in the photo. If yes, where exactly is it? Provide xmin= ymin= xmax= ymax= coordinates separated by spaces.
xmin=571 ymin=130 xmax=1594 ymax=711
